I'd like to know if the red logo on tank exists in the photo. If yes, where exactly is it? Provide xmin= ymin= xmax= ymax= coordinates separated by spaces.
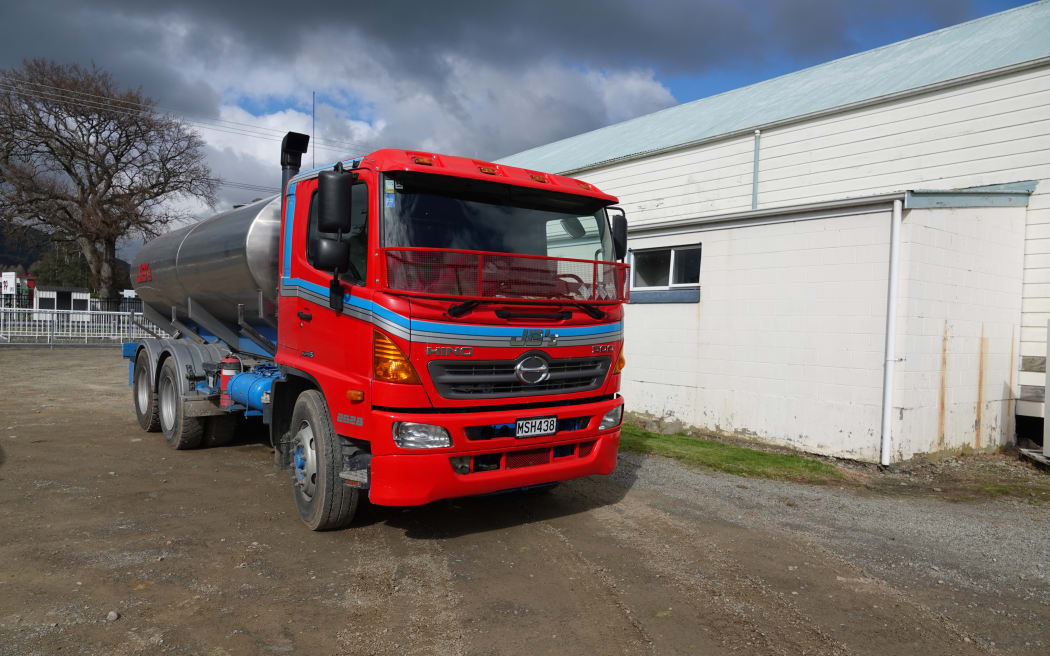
xmin=136 ymin=263 xmax=152 ymax=283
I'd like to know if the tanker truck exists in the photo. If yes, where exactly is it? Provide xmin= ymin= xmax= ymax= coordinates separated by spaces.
xmin=123 ymin=132 xmax=629 ymax=530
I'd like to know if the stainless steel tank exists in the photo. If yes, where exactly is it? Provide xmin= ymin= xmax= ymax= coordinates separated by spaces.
xmin=132 ymin=195 xmax=282 ymax=326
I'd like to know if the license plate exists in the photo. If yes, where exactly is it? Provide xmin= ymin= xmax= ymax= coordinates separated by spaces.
xmin=515 ymin=415 xmax=557 ymax=438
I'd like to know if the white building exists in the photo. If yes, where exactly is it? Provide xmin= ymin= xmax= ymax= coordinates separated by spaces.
xmin=500 ymin=1 xmax=1050 ymax=463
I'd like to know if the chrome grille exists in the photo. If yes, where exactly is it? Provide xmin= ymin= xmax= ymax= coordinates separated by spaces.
xmin=429 ymin=355 xmax=610 ymax=399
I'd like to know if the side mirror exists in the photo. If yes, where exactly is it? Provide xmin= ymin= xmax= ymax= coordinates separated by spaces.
xmin=314 ymin=238 xmax=349 ymax=312
xmin=314 ymin=237 xmax=349 ymax=271
xmin=608 ymin=207 xmax=628 ymax=261
xmin=318 ymin=165 xmax=352 ymax=233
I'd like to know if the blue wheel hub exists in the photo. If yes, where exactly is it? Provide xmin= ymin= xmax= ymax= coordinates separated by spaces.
xmin=291 ymin=422 xmax=318 ymax=500
xmin=294 ymin=445 xmax=306 ymax=481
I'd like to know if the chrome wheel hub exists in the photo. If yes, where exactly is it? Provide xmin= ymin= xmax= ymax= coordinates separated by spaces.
xmin=159 ymin=375 xmax=176 ymax=433
xmin=292 ymin=421 xmax=318 ymax=501
xmin=135 ymin=367 xmax=150 ymax=412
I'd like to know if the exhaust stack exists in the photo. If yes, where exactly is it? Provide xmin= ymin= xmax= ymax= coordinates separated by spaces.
xmin=281 ymin=132 xmax=311 ymax=194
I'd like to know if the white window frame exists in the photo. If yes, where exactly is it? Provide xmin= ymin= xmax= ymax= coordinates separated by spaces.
xmin=629 ymin=244 xmax=701 ymax=291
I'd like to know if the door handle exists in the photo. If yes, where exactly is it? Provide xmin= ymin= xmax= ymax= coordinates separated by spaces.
xmin=297 ymin=311 xmax=313 ymax=322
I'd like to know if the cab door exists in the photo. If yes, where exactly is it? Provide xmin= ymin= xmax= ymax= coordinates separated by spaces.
xmin=294 ymin=171 xmax=374 ymax=396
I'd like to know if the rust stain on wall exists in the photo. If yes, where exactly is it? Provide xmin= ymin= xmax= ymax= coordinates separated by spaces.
xmin=1005 ymin=325 xmax=1016 ymax=444
xmin=975 ymin=324 xmax=987 ymax=450
xmin=937 ymin=321 xmax=948 ymax=449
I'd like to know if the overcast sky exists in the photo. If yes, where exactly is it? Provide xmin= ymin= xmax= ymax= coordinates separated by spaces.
xmin=0 ymin=0 xmax=1033 ymax=219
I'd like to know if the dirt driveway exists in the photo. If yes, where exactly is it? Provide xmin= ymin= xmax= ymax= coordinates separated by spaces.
xmin=0 ymin=348 xmax=1047 ymax=655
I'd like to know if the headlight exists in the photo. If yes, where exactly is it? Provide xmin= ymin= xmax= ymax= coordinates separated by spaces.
xmin=393 ymin=422 xmax=452 ymax=448
xmin=598 ymin=405 xmax=623 ymax=430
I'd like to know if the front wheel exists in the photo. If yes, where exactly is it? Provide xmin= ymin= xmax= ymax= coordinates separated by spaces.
xmin=289 ymin=390 xmax=359 ymax=531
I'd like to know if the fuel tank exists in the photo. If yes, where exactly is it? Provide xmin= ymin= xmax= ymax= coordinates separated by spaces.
xmin=132 ymin=195 xmax=282 ymax=326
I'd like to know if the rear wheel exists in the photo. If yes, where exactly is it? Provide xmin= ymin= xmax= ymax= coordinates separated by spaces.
xmin=290 ymin=390 xmax=358 ymax=531
xmin=132 ymin=352 xmax=160 ymax=432
xmin=157 ymin=357 xmax=204 ymax=450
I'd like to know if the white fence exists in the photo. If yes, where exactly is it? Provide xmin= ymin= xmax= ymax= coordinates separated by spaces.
xmin=0 ymin=308 xmax=166 ymax=345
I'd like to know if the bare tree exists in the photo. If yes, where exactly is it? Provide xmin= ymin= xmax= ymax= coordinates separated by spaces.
xmin=0 ymin=59 xmax=216 ymax=298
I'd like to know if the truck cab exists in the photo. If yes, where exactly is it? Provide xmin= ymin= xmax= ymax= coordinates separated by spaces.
xmin=125 ymin=134 xmax=628 ymax=530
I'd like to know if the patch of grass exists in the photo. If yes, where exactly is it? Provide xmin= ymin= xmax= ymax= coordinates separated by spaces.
xmin=961 ymin=479 xmax=1050 ymax=502
xmin=620 ymin=424 xmax=843 ymax=484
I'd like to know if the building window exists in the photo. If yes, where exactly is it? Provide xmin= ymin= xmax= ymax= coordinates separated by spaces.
xmin=628 ymin=245 xmax=701 ymax=304
xmin=631 ymin=245 xmax=701 ymax=290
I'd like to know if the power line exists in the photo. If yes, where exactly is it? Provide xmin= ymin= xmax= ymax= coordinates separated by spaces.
xmin=0 ymin=78 xmax=369 ymax=154
xmin=209 ymin=178 xmax=279 ymax=194
xmin=5 ymin=76 xmax=368 ymax=152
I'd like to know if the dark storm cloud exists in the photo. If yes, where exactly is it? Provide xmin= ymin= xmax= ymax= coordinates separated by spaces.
xmin=0 ymin=3 xmax=223 ymax=117
xmin=0 ymin=0 xmax=983 ymax=194
xmin=68 ymin=0 xmax=975 ymax=74
xmin=1 ymin=0 xmax=975 ymax=113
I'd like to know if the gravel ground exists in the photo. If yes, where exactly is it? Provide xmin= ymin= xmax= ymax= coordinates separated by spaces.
xmin=0 ymin=347 xmax=1048 ymax=655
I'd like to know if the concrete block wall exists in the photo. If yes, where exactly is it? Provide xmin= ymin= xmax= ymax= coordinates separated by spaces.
xmin=891 ymin=206 xmax=1026 ymax=459
xmin=622 ymin=208 xmax=892 ymax=461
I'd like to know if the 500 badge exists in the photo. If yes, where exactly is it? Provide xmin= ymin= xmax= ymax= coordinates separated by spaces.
xmin=592 ymin=344 xmax=615 ymax=353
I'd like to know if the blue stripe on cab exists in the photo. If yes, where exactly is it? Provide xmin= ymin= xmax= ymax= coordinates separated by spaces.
xmin=282 ymin=183 xmax=296 ymax=275
xmin=279 ymin=279 xmax=620 ymax=338
xmin=409 ymin=318 xmax=621 ymax=337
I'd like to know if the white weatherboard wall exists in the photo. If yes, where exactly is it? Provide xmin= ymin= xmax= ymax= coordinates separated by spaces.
xmin=622 ymin=204 xmax=1026 ymax=462
xmin=624 ymin=208 xmax=891 ymax=461
xmin=891 ymin=206 xmax=1026 ymax=459
xmin=579 ymin=62 xmax=1050 ymax=416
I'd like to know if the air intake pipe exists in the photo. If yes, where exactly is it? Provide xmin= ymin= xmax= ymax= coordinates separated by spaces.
xmin=281 ymin=132 xmax=311 ymax=194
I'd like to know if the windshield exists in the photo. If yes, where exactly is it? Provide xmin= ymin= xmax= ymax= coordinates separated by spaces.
xmin=381 ymin=172 xmax=615 ymax=262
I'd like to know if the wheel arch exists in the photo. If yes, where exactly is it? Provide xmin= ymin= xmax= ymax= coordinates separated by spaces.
xmin=271 ymin=367 xmax=322 ymax=466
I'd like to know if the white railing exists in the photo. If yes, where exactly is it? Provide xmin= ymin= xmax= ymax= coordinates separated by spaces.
xmin=0 ymin=308 xmax=167 ymax=345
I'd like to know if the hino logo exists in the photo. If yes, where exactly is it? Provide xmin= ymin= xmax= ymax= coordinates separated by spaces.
xmin=514 ymin=355 xmax=550 ymax=384
xmin=510 ymin=329 xmax=559 ymax=347
xmin=427 ymin=346 xmax=473 ymax=357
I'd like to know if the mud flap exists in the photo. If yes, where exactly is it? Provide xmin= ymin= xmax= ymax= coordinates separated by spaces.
xmin=339 ymin=451 xmax=372 ymax=489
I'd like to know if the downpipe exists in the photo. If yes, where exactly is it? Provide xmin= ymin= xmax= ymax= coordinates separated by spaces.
xmin=880 ymin=199 xmax=903 ymax=466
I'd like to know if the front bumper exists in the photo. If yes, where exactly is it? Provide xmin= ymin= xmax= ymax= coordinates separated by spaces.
xmin=366 ymin=396 xmax=622 ymax=506
xmin=369 ymin=430 xmax=619 ymax=506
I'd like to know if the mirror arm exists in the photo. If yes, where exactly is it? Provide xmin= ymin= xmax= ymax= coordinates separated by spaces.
xmin=329 ymin=226 xmax=345 ymax=313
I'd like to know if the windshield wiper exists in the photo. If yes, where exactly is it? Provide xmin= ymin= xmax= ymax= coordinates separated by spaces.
xmin=574 ymin=303 xmax=606 ymax=320
xmin=447 ymin=300 xmax=481 ymax=318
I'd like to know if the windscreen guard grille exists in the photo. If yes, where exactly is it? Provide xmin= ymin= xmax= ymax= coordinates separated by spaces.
xmin=381 ymin=248 xmax=628 ymax=303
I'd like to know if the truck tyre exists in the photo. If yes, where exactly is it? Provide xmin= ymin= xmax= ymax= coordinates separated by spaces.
xmin=204 ymin=415 xmax=238 ymax=447
xmin=133 ymin=352 xmax=160 ymax=432
xmin=157 ymin=357 xmax=204 ymax=450
xmin=289 ymin=390 xmax=358 ymax=531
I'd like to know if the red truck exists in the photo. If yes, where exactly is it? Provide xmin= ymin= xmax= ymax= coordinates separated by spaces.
xmin=124 ymin=132 xmax=629 ymax=530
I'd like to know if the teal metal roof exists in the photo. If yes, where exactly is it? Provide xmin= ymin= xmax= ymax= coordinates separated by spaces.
xmin=499 ymin=1 xmax=1050 ymax=174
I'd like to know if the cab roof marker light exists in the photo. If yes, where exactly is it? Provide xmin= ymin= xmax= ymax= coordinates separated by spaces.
xmin=412 ymin=155 xmax=434 ymax=166
xmin=529 ymin=173 xmax=547 ymax=183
